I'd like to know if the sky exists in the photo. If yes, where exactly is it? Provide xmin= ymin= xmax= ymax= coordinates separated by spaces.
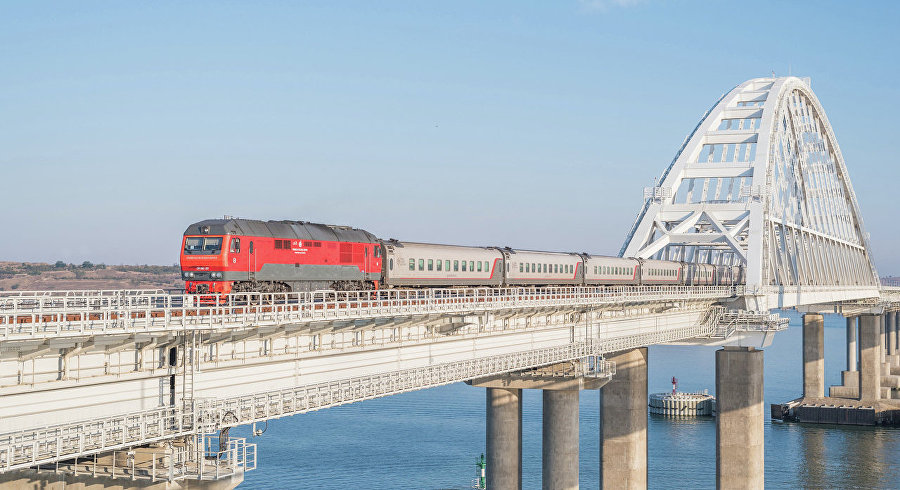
xmin=1 ymin=1 xmax=899 ymax=273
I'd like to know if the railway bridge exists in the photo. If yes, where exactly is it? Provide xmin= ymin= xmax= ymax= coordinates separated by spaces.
xmin=1 ymin=76 xmax=896 ymax=490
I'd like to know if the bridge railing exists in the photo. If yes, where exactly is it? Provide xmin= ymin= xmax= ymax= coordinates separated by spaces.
xmin=0 ymin=286 xmax=738 ymax=340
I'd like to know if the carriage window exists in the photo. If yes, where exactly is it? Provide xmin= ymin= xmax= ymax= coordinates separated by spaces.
xmin=428 ymin=259 xmax=433 ymax=271
xmin=469 ymin=261 xmax=474 ymax=271
xmin=418 ymin=259 xmax=424 ymax=271
xmin=390 ymin=258 xmax=394 ymax=270
xmin=462 ymin=261 xmax=467 ymax=272
xmin=409 ymin=259 xmax=415 ymax=271
xmin=454 ymin=260 xmax=459 ymax=271
xmin=446 ymin=260 xmax=450 ymax=271
xmin=520 ymin=263 xmax=524 ymax=273
xmin=477 ymin=261 xmax=482 ymax=272
xmin=485 ymin=261 xmax=490 ymax=271
xmin=437 ymin=260 xmax=442 ymax=271
xmin=526 ymin=263 xmax=530 ymax=273
xmin=230 ymin=238 xmax=240 ymax=253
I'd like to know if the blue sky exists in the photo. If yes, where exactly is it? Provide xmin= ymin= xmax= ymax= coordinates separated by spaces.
xmin=2 ymin=1 xmax=899 ymax=273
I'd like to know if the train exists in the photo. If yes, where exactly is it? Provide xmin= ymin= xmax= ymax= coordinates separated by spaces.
xmin=180 ymin=218 xmax=745 ymax=294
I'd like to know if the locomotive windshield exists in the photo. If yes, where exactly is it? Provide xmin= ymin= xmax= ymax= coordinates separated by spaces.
xmin=184 ymin=236 xmax=223 ymax=255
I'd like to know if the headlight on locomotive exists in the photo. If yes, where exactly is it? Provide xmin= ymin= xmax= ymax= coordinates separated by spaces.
xmin=183 ymin=271 xmax=195 ymax=279
xmin=211 ymin=272 xmax=223 ymax=279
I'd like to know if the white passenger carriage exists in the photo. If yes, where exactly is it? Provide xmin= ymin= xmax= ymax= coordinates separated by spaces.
xmin=382 ymin=241 xmax=503 ymax=287
xmin=638 ymin=259 xmax=682 ymax=286
xmin=584 ymin=256 xmax=640 ymax=285
xmin=503 ymin=249 xmax=583 ymax=286
xmin=685 ymin=263 xmax=717 ymax=286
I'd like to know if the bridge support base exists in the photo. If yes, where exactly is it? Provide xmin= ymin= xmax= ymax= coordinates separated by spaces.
xmin=716 ymin=346 xmax=763 ymax=490
xmin=486 ymin=387 xmax=523 ymax=490
xmin=600 ymin=347 xmax=647 ymax=490
xmin=803 ymin=314 xmax=825 ymax=399
xmin=542 ymin=390 xmax=579 ymax=490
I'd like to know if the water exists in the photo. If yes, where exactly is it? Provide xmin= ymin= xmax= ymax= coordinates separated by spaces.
xmin=232 ymin=311 xmax=900 ymax=488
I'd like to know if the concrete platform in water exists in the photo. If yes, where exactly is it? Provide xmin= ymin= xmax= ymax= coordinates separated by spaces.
xmin=771 ymin=397 xmax=900 ymax=426
xmin=649 ymin=391 xmax=715 ymax=417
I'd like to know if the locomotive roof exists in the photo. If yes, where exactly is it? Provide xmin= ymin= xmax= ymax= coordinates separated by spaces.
xmin=184 ymin=219 xmax=377 ymax=243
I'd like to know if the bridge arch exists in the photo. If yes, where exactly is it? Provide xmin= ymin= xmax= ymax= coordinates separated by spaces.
xmin=621 ymin=76 xmax=879 ymax=290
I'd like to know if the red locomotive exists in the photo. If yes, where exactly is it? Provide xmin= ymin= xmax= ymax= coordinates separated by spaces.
xmin=180 ymin=218 xmax=382 ymax=294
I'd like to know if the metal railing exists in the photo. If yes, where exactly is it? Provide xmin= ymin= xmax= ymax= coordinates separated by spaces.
xmin=0 ymin=286 xmax=738 ymax=340
xmin=706 ymin=307 xmax=789 ymax=338
xmin=0 ymin=406 xmax=194 ymax=472
xmin=516 ymin=356 xmax=616 ymax=379
xmin=36 ymin=435 xmax=255 ymax=482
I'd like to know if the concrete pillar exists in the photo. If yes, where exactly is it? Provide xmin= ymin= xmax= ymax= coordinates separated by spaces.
xmin=890 ymin=312 xmax=898 ymax=356
xmin=802 ymin=314 xmax=825 ymax=399
xmin=859 ymin=315 xmax=881 ymax=401
xmin=881 ymin=315 xmax=887 ymax=363
xmin=847 ymin=316 xmax=858 ymax=372
xmin=542 ymin=390 xmax=579 ymax=490
xmin=895 ymin=313 xmax=900 ymax=352
xmin=716 ymin=346 xmax=764 ymax=490
xmin=486 ymin=387 xmax=522 ymax=490
xmin=600 ymin=347 xmax=647 ymax=490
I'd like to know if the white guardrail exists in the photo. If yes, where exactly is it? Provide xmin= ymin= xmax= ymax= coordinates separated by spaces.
xmin=0 ymin=286 xmax=740 ymax=340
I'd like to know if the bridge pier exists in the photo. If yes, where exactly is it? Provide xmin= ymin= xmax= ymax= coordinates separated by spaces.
xmin=803 ymin=314 xmax=825 ymax=399
xmin=716 ymin=346 xmax=764 ymax=490
xmin=895 ymin=313 xmax=900 ymax=354
xmin=600 ymin=348 xmax=647 ymax=490
xmin=859 ymin=314 xmax=881 ymax=401
xmin=542 ymin=390 xmax=579 ymax=490
xmin=847 ymin=316 xmax=858 ymax=371
xmin=485 ymin=387 xmax=523 ymax=490
xmin=885 ymin=311 xmax=897 ymax=363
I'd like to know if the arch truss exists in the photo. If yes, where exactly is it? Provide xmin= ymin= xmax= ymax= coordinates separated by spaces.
xmin=621 ymin=77 xmax=879 ymax=291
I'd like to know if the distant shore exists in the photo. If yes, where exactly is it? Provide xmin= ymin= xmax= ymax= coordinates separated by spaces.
xmin=0 ymin=261 xmax=180 ymax=292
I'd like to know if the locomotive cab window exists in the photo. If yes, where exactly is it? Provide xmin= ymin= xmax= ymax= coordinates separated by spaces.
xmin=184 ymin=236 xmax=223 ymax=255
xmin=229 ymin=238 xmax=240 ymax=253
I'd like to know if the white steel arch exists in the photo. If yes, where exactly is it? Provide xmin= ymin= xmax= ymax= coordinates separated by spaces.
xmin=621 ymin=77 xmax=879 ymax=291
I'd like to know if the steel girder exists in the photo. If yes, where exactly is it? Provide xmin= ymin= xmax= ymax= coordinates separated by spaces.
xmin=621 ymin=77 xmax=879 ymax=290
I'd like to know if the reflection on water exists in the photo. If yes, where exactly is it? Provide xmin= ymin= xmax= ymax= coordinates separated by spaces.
xmin=232 ymin=312 xmax=900 ymax=489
